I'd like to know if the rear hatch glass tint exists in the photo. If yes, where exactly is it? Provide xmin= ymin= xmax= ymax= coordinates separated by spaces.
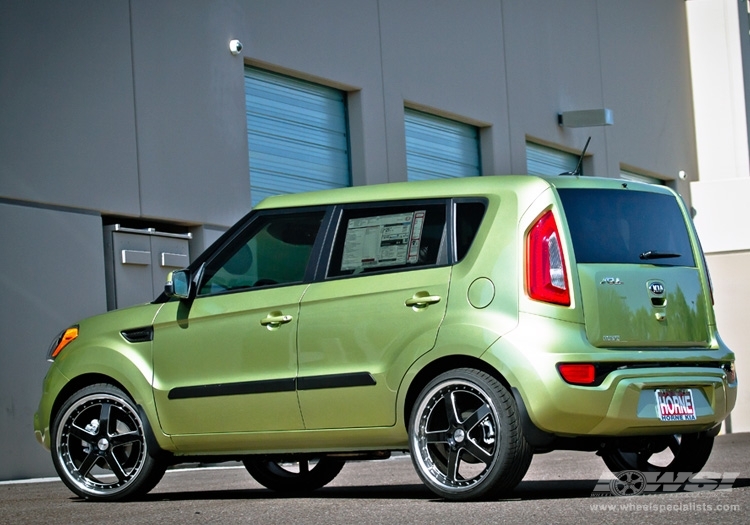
xmin=557 ymin=188 xmax=695 ymax=267
xmin=557 ymin=188 xmax=710 ymax=348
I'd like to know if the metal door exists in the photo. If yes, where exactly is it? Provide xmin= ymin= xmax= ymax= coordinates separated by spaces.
xmin=103 ymin=225 xmax=191 ymax=310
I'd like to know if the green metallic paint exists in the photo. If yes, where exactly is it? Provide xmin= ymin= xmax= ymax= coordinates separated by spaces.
xmin=152 ymin=285 xmax=307 ymax=436
xmin=578 ymin=265 xmax=711 ymax=347
xmin=34 ymin=175 xmax=736 ymax=462
xmin=33 ymin=302 xmax=171 ymax=452
xmin=297 ymin=266 xmax=451 ymax=429
xmin=467 ymin=278 xmax=495 ymax=309
xmin=167 ymin=425 xmax=410 ymax=456
xmin=482 ymin=312 xmax=735 ymax=437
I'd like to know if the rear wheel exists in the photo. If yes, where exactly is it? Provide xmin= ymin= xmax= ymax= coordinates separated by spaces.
xmin=51 ymin=384 xmax=167 ymax=501
xmin=243 ymin=456 xmax=345 ymax=493
xmin=601 ymin=433 xmax=714 ymax=474
xmin=408 ymin=368 xmax=532 ymax=501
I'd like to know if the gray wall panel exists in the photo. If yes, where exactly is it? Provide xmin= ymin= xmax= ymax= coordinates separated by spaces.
xmin=598 ymin=0 xmax=698 ymax=198
xmin=0 ymin=1 xmax=140 ymax=215
xmin=239 ymin=0 xmax=388 ymax=185
xmin=0 ymin=203 xmax=107 ymax=480
xmin=378 ymin=0 xmax=510 ymax=177
xmin=130 ymin=0 xmax=251 ymax=227
xmin=502 ymin=0 xmax=607 ymax=174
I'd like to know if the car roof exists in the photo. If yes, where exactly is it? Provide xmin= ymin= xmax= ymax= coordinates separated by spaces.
xmin=252 ymin=174 xmax=675 ymax=210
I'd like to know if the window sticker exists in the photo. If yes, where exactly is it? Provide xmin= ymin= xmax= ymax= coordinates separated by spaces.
xmin=341 ymin=211 xmax=425 ymax=271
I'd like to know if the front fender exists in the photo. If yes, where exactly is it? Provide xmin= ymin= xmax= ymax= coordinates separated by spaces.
xmin=34 ymin=334 xmax=175 ymax=453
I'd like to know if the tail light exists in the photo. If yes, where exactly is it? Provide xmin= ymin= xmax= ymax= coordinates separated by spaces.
xmin=526 ymin=210 xmax=570 ymax=306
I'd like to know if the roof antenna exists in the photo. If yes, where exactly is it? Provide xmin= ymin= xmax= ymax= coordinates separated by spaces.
xmin=560 ymin=136 xmax=591 ymax=176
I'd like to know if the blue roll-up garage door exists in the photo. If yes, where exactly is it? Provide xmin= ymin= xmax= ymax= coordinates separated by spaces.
xmin=405 ymin=109 xmax=481 ymax=181
xmin=620 ymin=169 xmax=663 ymax=185
xmin=526 ymin=142 xmax=578 ymax=176
xmin=244 ymin=67 xmax=351 ymax=206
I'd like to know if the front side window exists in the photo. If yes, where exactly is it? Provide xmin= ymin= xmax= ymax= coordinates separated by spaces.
xmin=199 ymin=211 xmax=325 ymax=295
xmin=327 ymin=203 xmax=447 ymax=277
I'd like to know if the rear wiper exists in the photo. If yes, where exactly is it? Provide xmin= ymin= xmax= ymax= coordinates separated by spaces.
xmin=639 ymin=250 xmax=681 ymax=260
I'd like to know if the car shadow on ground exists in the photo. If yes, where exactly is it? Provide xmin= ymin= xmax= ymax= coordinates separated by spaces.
xmin=138 ymin=483 xmax=431 ymax=502
xmin=98 ymin=477 xmax=749 ymax=503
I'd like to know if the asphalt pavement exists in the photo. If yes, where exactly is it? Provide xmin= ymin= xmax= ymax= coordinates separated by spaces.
xmin=2 ymin=432 xmax=748 ymax=524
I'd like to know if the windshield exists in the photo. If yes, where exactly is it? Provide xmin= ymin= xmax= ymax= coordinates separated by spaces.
xmin=557 ymin=188 xmax=695 ymax=267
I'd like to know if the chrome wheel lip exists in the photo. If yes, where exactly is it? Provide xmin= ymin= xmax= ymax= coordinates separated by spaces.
xmin=54 ymin=393 xmax=147 ymax=497
xmin=411 ymin=379 xmax=500 ymax=494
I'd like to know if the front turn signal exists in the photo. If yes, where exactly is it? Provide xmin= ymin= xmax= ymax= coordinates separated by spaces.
xmin=47 ymin=326 xmax=79 ymax=361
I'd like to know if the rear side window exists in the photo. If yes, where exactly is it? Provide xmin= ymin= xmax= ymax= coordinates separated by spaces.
xmin=328 ymin=203 xmax=447 ymax=277
xmin=455 ymin=201 xmax=486 ymax=261
xmin=557 ymin=189 xmax=695 ymax=267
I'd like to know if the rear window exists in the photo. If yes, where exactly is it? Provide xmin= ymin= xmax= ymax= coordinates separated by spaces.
xmin=557 ymin=188 xmax=695 ymax=267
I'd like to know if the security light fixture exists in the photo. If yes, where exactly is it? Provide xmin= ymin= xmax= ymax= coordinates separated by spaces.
xmin=558 ymin=109 xmax=614 ymax=128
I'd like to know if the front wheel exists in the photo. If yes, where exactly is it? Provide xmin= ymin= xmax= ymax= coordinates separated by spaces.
xmin=601 ymin=433 xmax=714 ymax=474
xmin=51 ymin=384 xmax=167 ymax=501
xmin=408 ymin=368 xmax=533 ymax=501
xmin=243 ymin=456 xmax=345 ymax=493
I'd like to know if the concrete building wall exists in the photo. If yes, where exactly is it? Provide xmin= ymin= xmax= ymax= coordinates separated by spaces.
xmin=705 ymin=251 xmax=750 ymax=433
xmin=1 ymin=2 xmax=140 ymax=214
xmin=687 ymin=0 xmax=750 ymax=433
xmin=504 ymin=0 xmax=604 ymax=171
xmin=0 ymin=0 xmax=711 ymax=480
xmin=597 ymin=0 xmax=697 ymax=196
xmin=377 ymin=0 xmax=510 ymax=178
xmin=130 ymin=0 xmax=251 ymax=226
xmin=0 ymin=203 xmax=107 ymax=479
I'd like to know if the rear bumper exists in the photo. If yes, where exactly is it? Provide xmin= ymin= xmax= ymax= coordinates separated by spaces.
xmin=511 ymin=386 xmax=725 ymax=452
xmin=518 ymin=368 xmax=735 ymax=440
xmin=482 ymin=315 xmax=736 ymax=439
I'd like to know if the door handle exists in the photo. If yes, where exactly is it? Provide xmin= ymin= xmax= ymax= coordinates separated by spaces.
xmin=260 ymin=312 xmax=293 ymax=329
xmin=405 ymin=293 xmax=442 ymax=309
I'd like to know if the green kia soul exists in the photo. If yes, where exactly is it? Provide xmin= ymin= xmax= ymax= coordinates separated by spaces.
xmin=34 ymin=175 xmax=736 ymax=501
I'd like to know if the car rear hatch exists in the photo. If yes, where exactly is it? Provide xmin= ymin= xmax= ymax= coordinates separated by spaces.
xmin=557 ymin=186 xmax=711 ymax=348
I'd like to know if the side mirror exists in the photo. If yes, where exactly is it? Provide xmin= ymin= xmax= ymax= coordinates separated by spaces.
xmin=165 ymin=269 xmax=192 ymax=299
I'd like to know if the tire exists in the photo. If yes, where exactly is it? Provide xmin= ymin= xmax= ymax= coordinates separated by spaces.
xmin=51 ymin=384 xmax=167 ymax=501
xmin=601 ymin=433 xmax=714 ymax=474
xmin=243 ymin=456 xmax=345 ymax=493
xmin=408 ymin=368 xmax=533 ymax=501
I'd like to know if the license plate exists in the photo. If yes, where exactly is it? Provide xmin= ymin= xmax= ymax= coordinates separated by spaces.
xmin=655 ymin=389 xmax=697 ymax=421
